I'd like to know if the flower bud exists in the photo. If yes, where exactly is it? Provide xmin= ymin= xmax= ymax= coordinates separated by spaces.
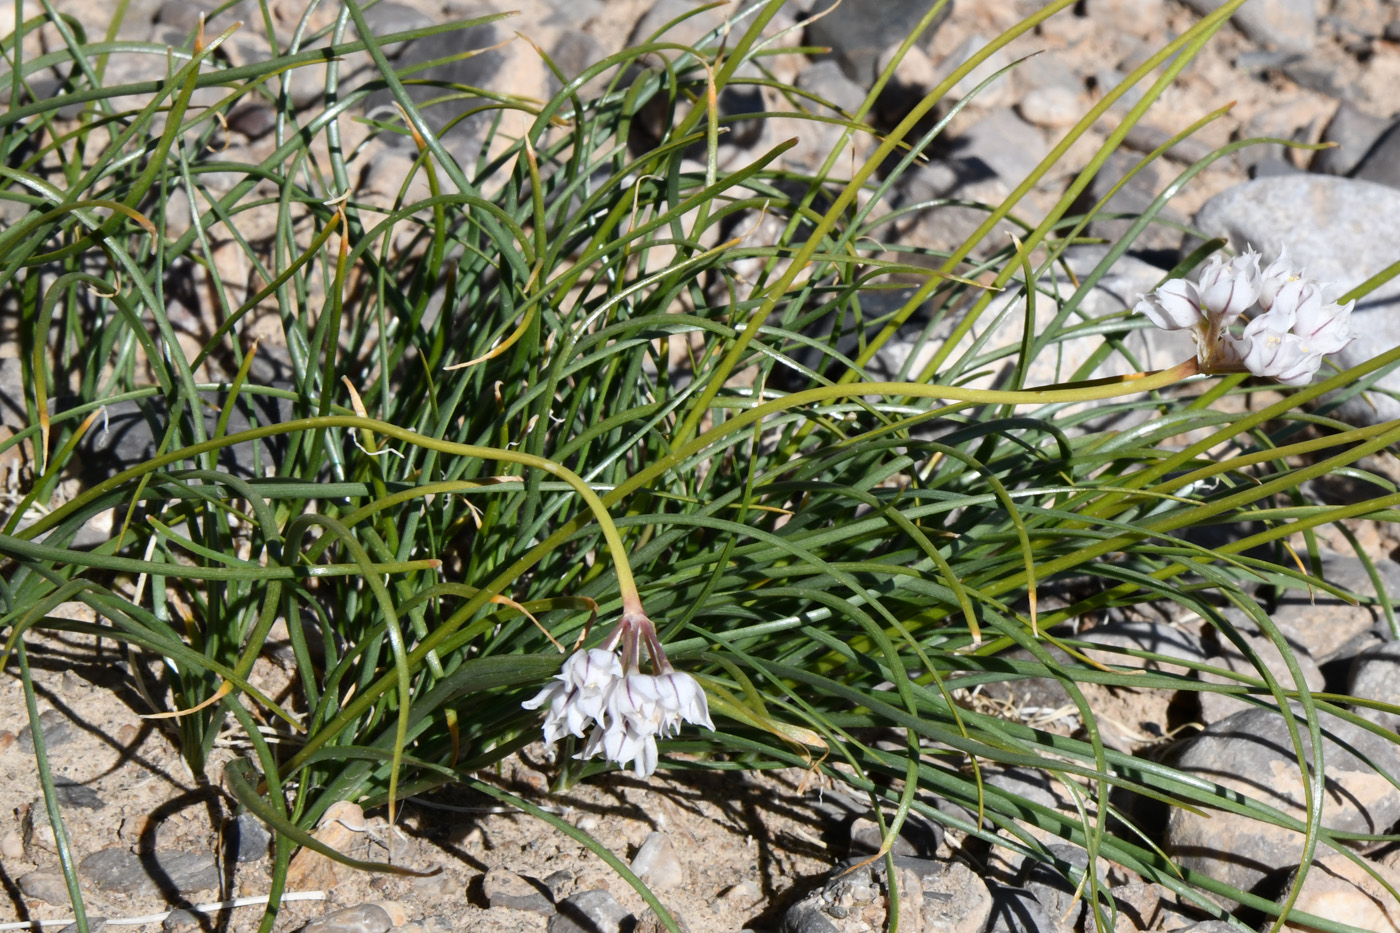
xmin=1196 ymin=250 xmax=1262 ymax=323
xmin=1258 ymin=248 xmax=1296 ymax=312
xmin=1135 ymin=278 xmax=1202 ymax=331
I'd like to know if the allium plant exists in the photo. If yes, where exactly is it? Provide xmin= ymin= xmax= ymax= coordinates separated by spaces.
xmin=6 ymin=1 xmax=1400 ymax=933
xmin=1136 ymin=247 xmax=1355 ymax=384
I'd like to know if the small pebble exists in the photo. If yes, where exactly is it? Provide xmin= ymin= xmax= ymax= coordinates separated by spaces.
xmin=630 ymin=832 xmax=683 ymax=892
xmin=162 ymin=909 xmax=200 ymax=933
xmin=17 ymin=709 xmax=76 ymax=752
xmin=226 ymin=812 xmax=270 ymax=863
xmin=1017 ymin=84 xmax=1083 ymax=128
xmin=300 ymin=904 xmax=393 ymax=933
xmin=1 ymin=830 xmax=25 ymax=860
xmin=18 ymin=871 xmax=71 ymax=905
xmin=79 ymin=848 xmax=219 ymax=896
xmin=115 ymin=724 xmax=140 ymax=746
xmin=369 ymin=901 xmax=407 ymax=927
xmin=52 ymin=779 xmax=105 ymax=811
xmin=547 ymin=890 xmax=631 ymax=933
xmin=543 ymin=869 xmax=574 ymax=897
xmin=0 ymin=730 xmax=15 ymax=752
xmin=719 ymin=880 xmax=762 ymax=908
xmin=482 ymin=867 xmax=553 ymax=914
xmin=58 ymin=919 xmax=105 ymax=933
xmin=410 ymin=871 xmax=458 ymax=900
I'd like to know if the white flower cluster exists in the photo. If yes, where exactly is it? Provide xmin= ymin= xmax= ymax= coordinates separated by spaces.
xmin=523 ymin=647 xmax=714 ymax=777
xmin=1135 ymin=247 xmax=1354 ymax=385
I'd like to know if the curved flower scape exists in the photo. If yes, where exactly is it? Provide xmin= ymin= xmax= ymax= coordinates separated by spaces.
xmin=523 ymin=613 xmax=714 ymax=777
xmin=1135 ymin=247 xmax=1354 ymax=386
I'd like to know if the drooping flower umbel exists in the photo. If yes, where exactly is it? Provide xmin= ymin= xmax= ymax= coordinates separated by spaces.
xmin=1134 ymin=246 xmax=1354 ymax=386
xmin=523 ymin=610 xmax=714 ymax=777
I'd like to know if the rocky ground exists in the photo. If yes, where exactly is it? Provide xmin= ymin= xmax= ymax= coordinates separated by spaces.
xmin=6 ymin=0 xmax=1400 ymax=931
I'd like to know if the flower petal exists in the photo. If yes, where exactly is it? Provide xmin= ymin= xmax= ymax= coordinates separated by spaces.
xmin=1136 ymin=279 xmax=1203 ymax=331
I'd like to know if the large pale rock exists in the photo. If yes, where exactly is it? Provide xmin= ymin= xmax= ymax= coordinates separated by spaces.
xmin=1178 ymin=0 xmax=1315 ymax=53
xmin=804 ymin=0 xmax=952 ymax=83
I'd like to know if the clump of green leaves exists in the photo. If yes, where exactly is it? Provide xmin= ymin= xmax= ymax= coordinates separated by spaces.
xmin=3 ymin=1 xmax=1399 ymax=931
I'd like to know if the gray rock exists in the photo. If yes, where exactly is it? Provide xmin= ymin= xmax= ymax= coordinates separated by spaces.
xmin=795 ymin=60 xmax=869 ymax=117
xmin=0 ymin=357 xmax=25 ymax=429
xmin=629 ymin=0 xmax=728 ymax=49
xmin=360 ymin=7 xmax=508 ymax=162
xmin=1016 ymin=84 xmax=1081 ymax=130
xmin=549 ymin=32 xmax=609 ymax=93
xmin=847 ymin=811 xmax=942 ymax=858
xmin=1178 ymin=0 xmax=1316 ymax=53
xmin=482 ymin=867 xmax=553 ymax=913
xmin=162 ymin=909 xmax=200 ymax=932
xmin=1314 ymin=102 xmax=1393 ymax=176
xmin=227 ymin=102 xmax=277 ymax=140
xmin=1079 ymin=620 xmax=1205 ymax=672
xmin=781 ymin=857 xmax=969 ymax=932
xmin=347 ymin=1 xmax=435 ymax=54
xmin=943 ymin=34 xmax=1012 ymax=106
xmin=984 ymin=882 xmax=1057 ymax=933
xmin=1076 ymin=150 xmax=1186 ymax=256
xmin=1018 ymin=845 xmax=1092 ymax=931
xmin=49 ymin=779 xmax=106 ymax=811
xmin=227 ymin=812 xmax=270 ymax=863
xmin=1121 ymin=123 xmax=1216 ymax=164
xmin=18 ymin=870 xmax=72 ymax=905
xmin=1165 ymin=705 xmax=1400 ymax=897
xmin=300 ymin=904 xmax=393 ymax=933
xmin=1079 ymin=0 xmax=1168 ymax=39
xmin=1280 ymin=59 xmax=1357 ymax=100
xmin=948 ymin=108 xmax=1048 ymax=188
xmin=915 ymin=859 xmax=993 ymax=932
xmin=1353 ymin=119 xmax=1400 ymax=190
xmin=65 ymin=391 xmax=300 ymax=484
xmin=1348 ymin=641 xmax=1400 ymax=732
xmin=805 ymin=0 xmax=952 ymax=83
xmin=1109 ymin=881 xmax=1201 ymax=930
xmin=17 ymin=708 xmax=77 ymax=752
xmin=781 ymin=901 xmax=841 ymax=933
xmin=79 ymin=847 xmax=219 ymax=897
xmin=1196 ymin=608 xmax=1326 ymax=722
xmin=548 ymin=889 xmax=632 ymax=933
xmin=630 ymin=832 xmax=683 ymax=891
xmin=1270 ymin=551 xmax=1400 ymax=661
xmin=1188 ymin=176 xmax=1400 ymax=426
